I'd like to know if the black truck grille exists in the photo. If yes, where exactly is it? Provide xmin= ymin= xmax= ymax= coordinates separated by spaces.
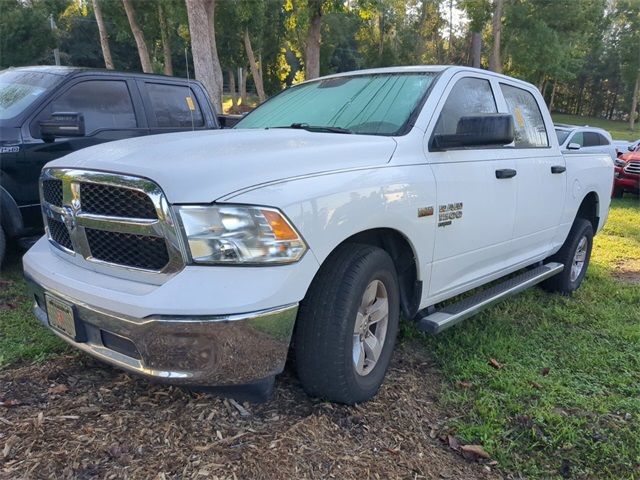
xmin=86 ymin=229 xmax=169 ymax=271
xmin=80 ymin=183 xmax=157 ymax=219
xmin=42 ymin=179 xmax=63 ymax=207
xmin=48 ymin=218 xmax=73 ymax=250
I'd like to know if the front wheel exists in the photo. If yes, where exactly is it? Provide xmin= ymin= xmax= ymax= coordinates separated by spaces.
xmin=295 ymin=244 xmax=400 ymax=404
xmin=541 ymin=218 xmax=593 ymax=295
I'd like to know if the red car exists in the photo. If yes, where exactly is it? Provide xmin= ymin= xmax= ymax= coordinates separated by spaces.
xmin=613 ymin=142 xmax=640 ymax=198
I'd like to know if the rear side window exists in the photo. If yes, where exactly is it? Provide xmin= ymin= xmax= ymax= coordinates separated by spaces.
xmin=433 ymin=77 xmax=497 ymax=137
xmin=598 ymin=133 xmax=610 ymax=146
xmin=500 ymin=84 xmax=548 ymax=148
xmin=146 ymin=83 xmax=204 ymax=128
xmin=41 ymin=80 xmax=137 ymax=136
xmin=583 ymin=132 xmax=602 ymax=147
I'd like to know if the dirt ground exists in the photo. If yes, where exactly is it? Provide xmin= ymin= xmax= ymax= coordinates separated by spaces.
xmin=0 ymin=342 xmax=502 ymax=480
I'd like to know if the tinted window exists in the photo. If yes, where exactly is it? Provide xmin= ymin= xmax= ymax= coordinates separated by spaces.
xmin=236 ymin=73 xmax=436 ymax=136
xmin=598 ymin=133 xmax=610 ymax=146
xmin=433 ymin=77 xmax=497 ymax=137
xmin=47 ymin=80 xmax=136 ymax=135
xmin=569 ymin=132 xmax=584 ymax=147
xmin=555 ymin=129 xmax=570 ymax=145
xmin=500 ymin=84 xmax=548 ymax=148
xmin=146 ymin=83 xmax=204 ymax=128
xmin=583 ymin=132 xmax=601 ymax=147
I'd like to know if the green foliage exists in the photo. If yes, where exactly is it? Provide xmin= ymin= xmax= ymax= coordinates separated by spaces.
xmin=0 ymin=0 xmax=60 ymax=69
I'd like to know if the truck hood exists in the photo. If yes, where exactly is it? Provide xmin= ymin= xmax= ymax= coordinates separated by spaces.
xmin=46 ymin=129 xmax=397 ymax=202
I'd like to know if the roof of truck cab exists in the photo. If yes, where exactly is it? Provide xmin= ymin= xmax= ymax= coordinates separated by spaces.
xmin=4 ymin=65 xmax=195 ymax=83
xmin=304 ymin=65 xmax=538 ymax=90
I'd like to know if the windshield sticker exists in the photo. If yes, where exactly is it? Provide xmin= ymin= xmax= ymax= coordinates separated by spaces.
xmin=186 ymin=96 xmax=196 ymax=111
xmin=514 ymin=107 xmax=525 ymax=128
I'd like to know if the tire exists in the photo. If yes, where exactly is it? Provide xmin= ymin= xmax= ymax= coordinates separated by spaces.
xmin=612 ymin=188 xmax=623 ymax=199
xmin=541 ymin=218 xmax=593 ymax=295
xmin=295 ymin=243 xmax=400 ymax=404
xmin=0 ymin=225 xmax=5 ymax=270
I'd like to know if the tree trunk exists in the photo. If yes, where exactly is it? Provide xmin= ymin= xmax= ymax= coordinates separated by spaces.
xmin=489 ymin=0 xmax=503 ymax=73
xmin=549 ymin=81 xmax=557 ymax=111
xmin=630 ymin=70 xmax=639 ymax=131
xmin=304 ymin=0 xmax=322 ymax=80
xmin=158 ymin=3 xmax=173 ymax=76
xmin=228 ymin=69 xmax=237 ymax=112
xmin=243 ymin=28 xmax=266 ymax=102
xmin=92 ymin=0 xmax=114 ymax=70
xmin=470 ymin=32 xmax=481 ymax=68
xmin=185 ymin=0 xmax=223 ymax=111
xmin=122 ymin=0 xmax=153 ymax=73
xmin=240 ymin=67 xmax=248 ymax=105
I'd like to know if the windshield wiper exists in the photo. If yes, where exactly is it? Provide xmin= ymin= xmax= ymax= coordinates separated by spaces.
xmin=286 ymin=123 xmax=352 ymax=134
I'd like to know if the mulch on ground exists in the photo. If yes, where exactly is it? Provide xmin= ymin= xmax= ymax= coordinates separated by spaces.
xmin=1 ymin=342 xmax=500 ymax=479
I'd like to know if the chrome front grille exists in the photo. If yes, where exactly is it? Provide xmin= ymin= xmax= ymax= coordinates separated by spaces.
xmin=624 ymin=161 xmax=640 ymax=175
xmin=40 ymin=169 xmax=185 ymax=284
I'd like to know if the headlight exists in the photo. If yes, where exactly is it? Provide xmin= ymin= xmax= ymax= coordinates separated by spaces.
xmin=614 ymin=158 xmax=627 ymax=168
xmin=176 ymin=205 xmax=307 ymax=265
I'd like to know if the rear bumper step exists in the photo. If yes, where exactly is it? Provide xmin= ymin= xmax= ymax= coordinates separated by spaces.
xmin=416 ymin=262 xmax=564 ymax=334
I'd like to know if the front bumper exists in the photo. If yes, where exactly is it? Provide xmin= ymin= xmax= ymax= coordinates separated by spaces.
xmin=25 ymin=276 xmax=298 ymax=386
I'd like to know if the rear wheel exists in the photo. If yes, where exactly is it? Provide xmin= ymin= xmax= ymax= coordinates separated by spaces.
xmin=295 ymin=244 xmax=400 ymax=404
xmin=542 ymin=218 xmax=593 ymax=295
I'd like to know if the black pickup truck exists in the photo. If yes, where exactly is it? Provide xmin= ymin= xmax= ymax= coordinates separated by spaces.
xmin=0 ymin=66 xmax=228 ymax=265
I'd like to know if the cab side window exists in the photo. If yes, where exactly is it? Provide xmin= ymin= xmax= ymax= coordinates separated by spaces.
xmin=433 ymin=77 xmax=497 ymax=137
xmin=569 ymin=132 xmax=584 ymax=147
xmin=49 ymin=81 xmax=136 ymax=135
xmin=145 ymin=83 xmax=204 ymax=128
xmin=500 ymin=83 xmax=548 ymax=148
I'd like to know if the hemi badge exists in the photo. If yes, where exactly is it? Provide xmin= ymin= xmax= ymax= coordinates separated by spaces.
xmin=418 ymin=206 xmax=434 ymax=218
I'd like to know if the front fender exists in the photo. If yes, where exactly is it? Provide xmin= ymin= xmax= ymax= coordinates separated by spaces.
xmin=226 ymin=165 xmax=437 ymax=294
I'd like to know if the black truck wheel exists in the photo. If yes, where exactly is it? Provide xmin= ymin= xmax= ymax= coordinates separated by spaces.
xmin=542 ymin=218 xmax=593 ymax=295
xmin=295 ymin=244 xmax=400 ymax=404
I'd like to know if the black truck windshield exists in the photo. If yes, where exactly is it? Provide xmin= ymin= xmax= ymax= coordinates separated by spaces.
xmin=0 ymin=70 xmax=63 ymax=120
xmin=235 ymin=72 xmax=436 ymax=136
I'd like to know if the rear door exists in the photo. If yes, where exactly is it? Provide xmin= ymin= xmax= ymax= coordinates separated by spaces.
xmin=425 ymin=74 xmax=518 ymax=300
xmin=498 ymin=81 xmax=565 ymax=263
xmin=138 ymin=81 xmax=213 ymax=134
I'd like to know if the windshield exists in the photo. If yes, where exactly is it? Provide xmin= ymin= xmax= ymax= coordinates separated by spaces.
xmin=0 ymin=70 xmax=63 ymax=120
xmin=235 ymin=73 xmax=437 ymax=136
xmin=555 ymin=128 xmax=571 ymax=145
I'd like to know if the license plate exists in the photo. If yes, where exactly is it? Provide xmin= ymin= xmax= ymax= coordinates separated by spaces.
xmin=45 ymin=295 xmax=76 ymax=339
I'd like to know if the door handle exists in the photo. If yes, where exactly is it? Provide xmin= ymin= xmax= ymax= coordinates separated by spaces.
xmin=495 ymin=168 xmax=517 ymax=179
xmin=551 ymin=165 xmax=566 ymax=174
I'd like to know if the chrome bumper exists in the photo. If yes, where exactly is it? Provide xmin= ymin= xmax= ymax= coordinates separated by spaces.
xmin=26 ymin=275 xmax=298 ymax=386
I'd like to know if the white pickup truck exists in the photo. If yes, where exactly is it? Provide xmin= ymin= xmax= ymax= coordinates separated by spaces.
xmin=24 ymin=66 xmax=613 ymax=404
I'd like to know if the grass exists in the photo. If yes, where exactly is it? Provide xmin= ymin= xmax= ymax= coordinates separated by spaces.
xmin=1 ymin=199 xmax=639 ymax=478
xmin=405 ymin=197 xmax=640 ymax=478
xmin=552 ymin=113 xmax=639 ymax=142
xmin=0 ymin=249 xmax=69 ymax=367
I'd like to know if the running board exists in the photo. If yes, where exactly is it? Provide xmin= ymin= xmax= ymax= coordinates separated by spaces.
xmin=416 ymin=262 xmax=564 ymax=335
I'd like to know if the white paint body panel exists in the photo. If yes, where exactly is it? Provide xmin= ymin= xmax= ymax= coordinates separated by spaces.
xmin=24 ymin=66 xmax=614 ymax=320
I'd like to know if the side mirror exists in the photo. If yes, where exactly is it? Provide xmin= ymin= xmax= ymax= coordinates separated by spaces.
xmin=567 ymin=142 xmax=581 ymax=150
xmin=629 ymin=145 xmax=635 ymax=152
xmin=431 ymin=114 xmax=515 ymax=151
xmin=40 ymin=112 xmax=85 ymax=140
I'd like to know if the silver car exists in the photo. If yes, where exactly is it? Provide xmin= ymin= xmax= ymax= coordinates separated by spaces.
xmin=555 ymin=124 xmax=617 ymax=161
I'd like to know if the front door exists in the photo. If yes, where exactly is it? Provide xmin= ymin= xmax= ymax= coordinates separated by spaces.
xmin=426 ymin=75 xmax=518 ymax=301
